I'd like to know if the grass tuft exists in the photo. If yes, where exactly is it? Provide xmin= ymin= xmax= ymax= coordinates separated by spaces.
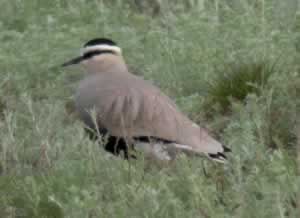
xmin=207 ymin=58 xmax=278 ymax=114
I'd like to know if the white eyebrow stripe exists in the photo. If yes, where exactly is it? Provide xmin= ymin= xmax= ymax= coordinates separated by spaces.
xmin=81 ymin=45 xmax=122 ymax=55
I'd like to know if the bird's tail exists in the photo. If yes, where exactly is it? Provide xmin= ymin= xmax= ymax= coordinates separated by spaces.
xmin=172 ymin=143 xmax=231 ymax=163
xmin=206 ymin=145 xmax=231 ymax=163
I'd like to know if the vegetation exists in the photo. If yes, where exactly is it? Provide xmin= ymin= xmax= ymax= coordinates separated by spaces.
xmin=207 ymin=58 xmax=278 ymax=113
xmin=0 ymin=0 xmax=300 ymax=217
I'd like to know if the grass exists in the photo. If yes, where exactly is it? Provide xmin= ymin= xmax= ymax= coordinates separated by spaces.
xmin=207 ymin=58 xmax=278 ymax=114
xmin=0 ymin=0 xmax=300 ymax=217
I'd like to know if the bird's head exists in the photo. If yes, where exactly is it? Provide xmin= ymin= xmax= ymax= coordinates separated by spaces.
xmin=62 ymin=38 xmax=124 ymax=72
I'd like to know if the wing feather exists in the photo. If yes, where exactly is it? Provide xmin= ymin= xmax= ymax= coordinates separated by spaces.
xmin=76 ymin=73 xmax=227 ymax=156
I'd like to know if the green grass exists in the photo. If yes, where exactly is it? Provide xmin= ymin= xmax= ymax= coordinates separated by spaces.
xmin=207 ymin=58 xmax=278 ymax=113
xmin=0 ymin=0 xmax=300 ymax=217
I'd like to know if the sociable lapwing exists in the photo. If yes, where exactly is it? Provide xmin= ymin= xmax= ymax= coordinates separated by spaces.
xmin=62 ymin=38 xmax=231 ymax=162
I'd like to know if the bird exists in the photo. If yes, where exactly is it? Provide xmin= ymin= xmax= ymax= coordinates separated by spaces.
xmin=62 ymin=38 xmax=231 ymax=162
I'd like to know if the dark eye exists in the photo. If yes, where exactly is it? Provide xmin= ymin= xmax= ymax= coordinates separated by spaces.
xmin=83 ymin=51 xmax=100 ymax=59
xmin=83 ymin=50 xmax=115 ymax=60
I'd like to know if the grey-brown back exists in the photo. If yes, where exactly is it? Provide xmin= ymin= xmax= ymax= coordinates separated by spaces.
xmin=75 ymin=67 xmax=226 ymax=156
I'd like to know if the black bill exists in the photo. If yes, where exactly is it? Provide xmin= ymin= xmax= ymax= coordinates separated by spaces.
xmin=61 ymin=56 xmax=84 ymax=67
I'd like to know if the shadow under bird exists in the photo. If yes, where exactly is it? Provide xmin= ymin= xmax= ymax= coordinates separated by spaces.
xmin=62 ymin=38 xmax=231 ymax=162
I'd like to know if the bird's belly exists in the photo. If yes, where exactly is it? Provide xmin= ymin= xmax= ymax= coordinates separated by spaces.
xmin=136 ymin=142 xmax=172 ymax=161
